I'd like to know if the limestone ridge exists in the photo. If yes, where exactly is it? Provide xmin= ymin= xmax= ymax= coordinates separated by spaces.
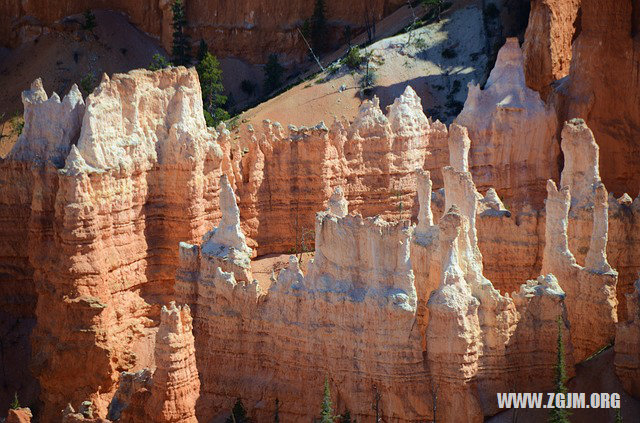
xmin=456 ymin=38 xmax=558 ymax=206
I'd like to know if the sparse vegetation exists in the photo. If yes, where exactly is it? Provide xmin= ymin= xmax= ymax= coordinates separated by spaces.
xmin=340 ymin=410 xmax=353 ymax=423
xmin=343 ymin=47 xmax=364 ymax=70
xmin=274 ymin=398 xmax=280 ymax=423
xmin=549 ymin=317 xmax=571 ymax=423
xmin=197 ymin=52 xmax=229 ymax=127
xmin=264 ymin=54 xmax=285 ymax=94
xmin=10 ymin=392 xmax=20 ymax=410
xmin=148 ymin=54 xmax=173 ymax=71
xmin=83 ymin=9 xmax=96 ymax=31
xmin=226 ymin=398 xmax=248 ymax=423
xmin=171 ymin=0 xmax=191 ymax=66
xmin=441 ymin=46 xmax=458 ymax=59
xmin=80 ymin=72 xmax=97 ymax=96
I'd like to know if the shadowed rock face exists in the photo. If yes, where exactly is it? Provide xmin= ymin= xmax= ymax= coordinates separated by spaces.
xmin=0 ymin=0 xmax=405 ymax=63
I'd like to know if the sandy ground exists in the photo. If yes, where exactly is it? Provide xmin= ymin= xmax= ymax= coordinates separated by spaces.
xmin=487 ymin=347 xmax=640 ymax=423
xmin=0 ymin=10 xmax=165 ymax=157
xmin=231 ymin=0 xmax=490 ymax=145
xmin=251 ymin=252 xmax=314 ymax=291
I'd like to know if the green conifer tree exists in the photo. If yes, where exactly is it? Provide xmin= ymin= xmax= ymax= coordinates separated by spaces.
xmin=274 ymin=398 xmax=280 ymax=423
xmin=321 ymin=376 xmax=334 ymax=423
xmin=549 ymin=317 xmax=571 ymax=423
xmin=171 ymin=0 xmax=191 ymax=66
xmin=615 ymin=408 xmax=623 ymax=423
xmin=196 ymin=52 xmax=229 ymax=126
xmin=341 ymin=409 xmax=353 ymax=423
xmin=83 ymin=10 xmax=96 ymax=30
xmin=197 ymin=39 xmax=208 ymax=62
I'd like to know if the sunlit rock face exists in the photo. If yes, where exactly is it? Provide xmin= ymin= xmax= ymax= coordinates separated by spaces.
xmin=456 ymin=38 xmax=559 ymax=208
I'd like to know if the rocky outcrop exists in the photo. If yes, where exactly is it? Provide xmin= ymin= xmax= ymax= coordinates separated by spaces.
xmin=522 ymin=0 xmax=580 ymax=97
xmin=145 ymin=302 xmax=199 ymax=423
xmin=0 ymin=0 xmax=405 ymax=64
xmin=5 ymin=408 xmax=33 ymax=423
xmin=455 ymin=38 xmax=559 ymax=208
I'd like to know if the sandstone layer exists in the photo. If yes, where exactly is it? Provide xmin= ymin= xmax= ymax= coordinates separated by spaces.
xmin=615 ymin=279 xmax=640 ymax=398
xmin=0 ymin=0 xmax=404 ymax=64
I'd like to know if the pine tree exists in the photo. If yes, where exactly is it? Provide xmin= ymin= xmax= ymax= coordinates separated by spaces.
xmin=83 ymin=9 xmax=96 ymax=30
xmin=263 ymin=54 xmax=284 ymax=94
xmin=341 ymin=409 xmax=352 ymax=423
xmin=549 ymin=317 xmax=570 ymax=423
xmin=10 ymin=392 xmax=20 ymax=410
xmin=197 ymin=39 xmax=208 ymax=62
xmin=196 ymin=52 xmax=229 ymax=127
xmin=320 ymin=376 xmax=334 ymax=423
xmin=148 ymin=54 xmax=173 ymax=71
xmin=226 ymin=398 xmax=248 ymax=423
xmin=274 ymin=398 xmax=280 ymax=423
xmin=171 ymin=0 xmax=191 ymax=66
xmin=310 ymin=0 xmax=328 ymax=52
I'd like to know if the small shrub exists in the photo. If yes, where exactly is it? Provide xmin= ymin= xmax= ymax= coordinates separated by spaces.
xmin=83 ymin=10 xmax=96 ymax=31
xmin=342 ymin=47 xmax=364 ymax=70
xmin=80 ymin=72 xmax=97 ymax=96
xmin=413 ymin=36 xmax=427 ymax=50
xmin=360 ymin=70 xmax=377 ymax=95
xmin=11 ymin=112 xmax=24 ymax=136
xmin=148 ymin=54 xmax=172 ymax=71
xmin=240 ymin=79 xmax=257 ymax=97
xmin=441 ymin=47 xmax=458 ymax=59
xmin=10 ymin=392 xmax=20 ymax=410
xmin=326 ymin=63 xmax=340 ymax=76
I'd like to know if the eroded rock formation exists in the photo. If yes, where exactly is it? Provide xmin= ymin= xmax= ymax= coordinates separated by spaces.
xmin=2 ymin=58 xmax=639 ymax=422
xmin=456 ymin=38 xmax=559 ymax=207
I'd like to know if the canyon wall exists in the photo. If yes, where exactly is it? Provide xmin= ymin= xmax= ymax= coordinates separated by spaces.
xmin=0 ymin=0 xmax=405 ymax=64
